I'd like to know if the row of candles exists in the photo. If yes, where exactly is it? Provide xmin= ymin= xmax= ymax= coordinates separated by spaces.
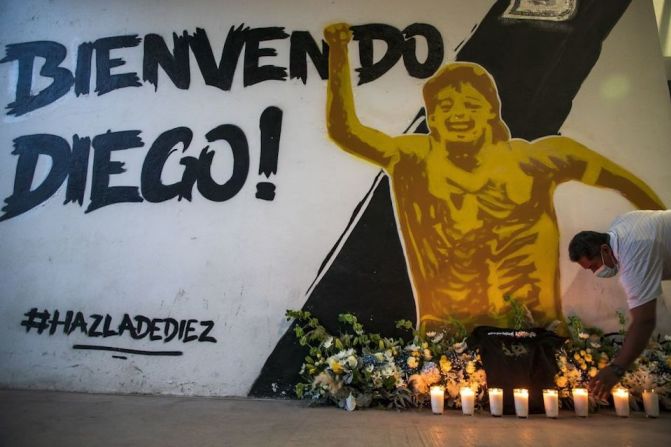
xmin=429 ymin=386 xmax=660 ymax=418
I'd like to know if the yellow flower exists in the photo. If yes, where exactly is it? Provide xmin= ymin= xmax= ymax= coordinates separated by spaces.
xmin=466 ymin=362 xmax=476 ymax=375
xmin=589 ymin=367 xmax=598 ymax=378
xmin=440 ymin=355 xmax=452 ymax=373
xmin=423 ymin=349 xmax=433 ymax=361
xmin=329 ymin=359 xmax=343 ymax=375
xmin=407 ymin=356 xmax=419 ymax=369
xmin=574 ymin=353 xmax=581 ymax=361
xmin=584 ymin=354 xmax=593 ymax=363
xmin=556 ymin=376 xmax=568 ymax=388
xmin=580 ymin=350 xmax=586 ymax=357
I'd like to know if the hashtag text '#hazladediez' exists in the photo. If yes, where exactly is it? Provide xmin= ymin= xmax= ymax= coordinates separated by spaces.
xmin=20 ymin=308 xmax=217 ymax=343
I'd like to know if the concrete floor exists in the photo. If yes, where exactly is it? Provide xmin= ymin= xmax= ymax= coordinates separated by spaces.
xmin=1 ymin=389 xmax=670 ymax=447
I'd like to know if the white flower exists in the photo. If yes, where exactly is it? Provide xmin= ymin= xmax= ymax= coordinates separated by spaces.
xmin=432 ymin=333 xmax=444 ymax=343
xmin=579 ymin=332 xmax=589 ymax=340
xmin=453 ymin=341 xmax=467 ymax=354
xmin=405 ymin=343 xmax=421 ymax=352
xmin=346 ymin=355 xmax=358 ymax=368
xmin=426 ymin=331 xmax=436 ymax=338
xmin=323 ymin=337 xmax=333 ymax=349
xmin=345 ymin=393 xmax=357 ymax=411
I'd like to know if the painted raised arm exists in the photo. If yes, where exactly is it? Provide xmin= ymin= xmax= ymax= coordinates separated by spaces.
xmin=324 ymin=23 xmax=398 ymax=168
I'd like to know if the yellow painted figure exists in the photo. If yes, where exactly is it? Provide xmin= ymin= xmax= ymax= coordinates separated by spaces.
xmin=324 ymin=24 xmax=665 ymax=331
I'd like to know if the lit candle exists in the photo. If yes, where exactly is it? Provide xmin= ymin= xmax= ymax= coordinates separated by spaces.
xmin=543 ymin=389 xmax=559 ymax=418
xmin=612 ymin=388 xmax=629 ymax=417
xmin=642 ymin=390 xmax=659 ymax=418
xmin=488 ymin=388 xmax=503 ymax=417
xmin=430 ymin=386 xmax=445 ymax=415
xmin=572 ymin=388 xmax=588 ymax=417
xmin=460 ymin=387 xmax=475 ymax=415
xmin=514 ymin=388 xmax=529 ymax=418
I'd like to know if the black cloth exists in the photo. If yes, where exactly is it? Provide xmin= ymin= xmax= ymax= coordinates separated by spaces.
xmin=467 ymin=326 xmax=565 ymax=414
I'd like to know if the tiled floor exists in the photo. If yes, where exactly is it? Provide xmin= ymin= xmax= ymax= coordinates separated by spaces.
xmin=1 ymin=389 xmax=669 ymax=446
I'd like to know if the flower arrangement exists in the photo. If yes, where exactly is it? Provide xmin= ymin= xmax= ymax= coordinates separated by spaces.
xmin=286 ymin=310 xmax=484 ymax=411
xmin=286 ymin=306 xmax=670 ymax=412
xmin=553 ymin=315 xmax=619 ymax=409
xmin=553 ymin=312 xmax=671 ymax=411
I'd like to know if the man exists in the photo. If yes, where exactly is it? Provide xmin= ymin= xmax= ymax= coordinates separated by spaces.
xmin=569 ymin=210 xmax=670 ymax=399
xmin=324 ymin=23 xmax=664 ymax=331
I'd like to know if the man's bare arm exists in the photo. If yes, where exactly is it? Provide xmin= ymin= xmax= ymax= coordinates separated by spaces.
xmin=325 ymin=23 xmax=399 ymax=168
xmin=589 ymin=299 xmax=657 ymax=399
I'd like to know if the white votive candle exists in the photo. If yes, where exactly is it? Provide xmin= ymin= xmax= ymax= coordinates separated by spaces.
xmin=612 ymin=388 xmax=629 ymax=417
xmin=642 ymin=390 xmax=659 ymax=418
xmin=430 ymin=386 xmax=445 ymax=415
xmin=572 ymin=388 xmax=588 ymax=417
xmin=460 ymin=387 xmax=475 ymax=415
xmin=514 ymin=388 xmax=529 ymax=418
xmin=488 ymin=388 xmax=503 ymax=417
xmin=543 ymin=389 xmax=559 ymax=418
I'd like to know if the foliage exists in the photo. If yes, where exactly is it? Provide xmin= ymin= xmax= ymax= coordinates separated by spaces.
xmin=503 ymin=294 xmax=535 ymax=330
xmin=285 ymin=309 xmax=484 ymax=411
xmin=555 ymin=314 xmax=670 ymax=411
xmin=286 ymin=301 xmax=671 ymax=413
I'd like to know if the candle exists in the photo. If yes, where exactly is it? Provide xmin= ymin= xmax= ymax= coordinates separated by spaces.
xmin=430 ymin=386 xmax=445 ymax=415
xmin=543 ymin=389 xmax=559 ymax=418
xmin=612 ymin=388 xmax=629 ymax=417
xmin=572 ymin=388 xmax=588 ymax=417
xmin=514 ymin=388 xmax=529 ymax=418
xmin=488 ymin=388 xmax=503 ymax=417
xmin=642 ymin=390 xmax=659 ymax=418
xmin=460 ymin=387 xmax=475 ymax=415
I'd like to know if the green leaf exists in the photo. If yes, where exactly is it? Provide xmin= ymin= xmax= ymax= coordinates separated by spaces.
xmin=295 ymin=383 xmax=305 ymax=399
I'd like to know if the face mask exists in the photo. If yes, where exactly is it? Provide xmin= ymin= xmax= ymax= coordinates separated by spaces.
xmin=595 ymin=251 xmax=618 ymax=278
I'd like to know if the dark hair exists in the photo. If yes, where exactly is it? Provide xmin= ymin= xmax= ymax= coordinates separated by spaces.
xmin=568 ymin=231 xmax=610 ymax=262
xmin=422 ymin=62 xmax=510 ymax=143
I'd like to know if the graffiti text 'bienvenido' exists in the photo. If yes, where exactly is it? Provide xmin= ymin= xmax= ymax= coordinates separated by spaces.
xmin=0 ymin=23 xmax=444 ymax=222
xmin=1 ymin=23 xmax=444 ymax=117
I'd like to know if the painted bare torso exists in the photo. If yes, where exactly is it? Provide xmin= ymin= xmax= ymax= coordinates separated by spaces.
xmin=389 ymin=137 xmax=560 ymax=329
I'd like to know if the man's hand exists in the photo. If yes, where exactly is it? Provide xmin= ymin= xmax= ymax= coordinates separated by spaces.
xmin=588 ymin=365 xmax=620 ymax=401
xmin=324 ymin=23 xmax=352 ymax=46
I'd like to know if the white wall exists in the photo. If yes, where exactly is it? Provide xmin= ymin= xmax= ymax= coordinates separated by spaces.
xmin=0 ymin=0 xmax=669 ymax=397
xmin=653 ymin=0 xmax=671 ymax=79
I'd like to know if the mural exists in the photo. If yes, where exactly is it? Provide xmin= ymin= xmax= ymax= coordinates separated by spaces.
xmin=324 ymin=22 xmax=664 ymax=331
xmin=1 ymin=0 xmax=669 ymax=398
xmin=251 ymin=0 xmax=671 ymax=397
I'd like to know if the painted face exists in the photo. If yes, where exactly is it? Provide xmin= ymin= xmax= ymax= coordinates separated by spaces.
xmin=429 ymin=82 xmax=496 ymax=145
